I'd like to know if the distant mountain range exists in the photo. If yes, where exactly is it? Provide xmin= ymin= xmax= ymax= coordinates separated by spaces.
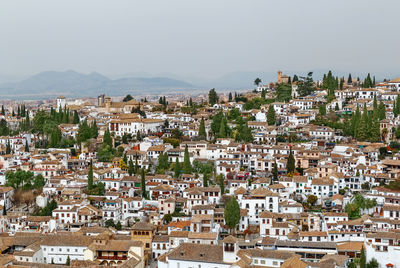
xmin=0 ymin=70 xmax=281 ymax=100
xmin=0 ymin=70 xmax=196 ymax=99
xmin=1 ymin=69 xmax=397 ymax=100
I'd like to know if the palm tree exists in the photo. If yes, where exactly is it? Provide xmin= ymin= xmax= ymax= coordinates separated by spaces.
xmin=254 ymin=78 xmax=262 ymax=87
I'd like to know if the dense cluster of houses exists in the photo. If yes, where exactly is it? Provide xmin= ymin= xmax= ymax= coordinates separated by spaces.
xmin=0 ymin=75 xmax=399 ymax=267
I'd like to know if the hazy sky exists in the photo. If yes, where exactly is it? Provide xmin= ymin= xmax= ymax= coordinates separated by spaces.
xmin=0 ymin=0 xmax=399 ymax=79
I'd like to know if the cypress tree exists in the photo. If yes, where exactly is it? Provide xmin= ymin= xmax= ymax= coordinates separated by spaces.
xmin=378 ymin=101 xmax=386 ymax=120
xmin=218 ymin=117 xmax=226 ymax=138
xmin=208 ymin=88 xmax=218 ymax=106
xmin=267 ymin=105 xmax=276 ymax=126
xmin=218 ymin=174 xmax=225 ymax=195
xmin=174 ymin=157 xmax=181 ymax=178
xmin=199 ymin=117 xmax=206 ymax=139
xmin=287 ymin=150 xmax=295 ymax=174
xmin=228 ymin=92 xmax=232 ymax=102
xmin=103 ymin=128 xmax=112 ymax=148
xmin=66 ymin=255 xmax=70 ymax=266
xmin=73 ymin=111 xmax=80 ymax=124
xmin=88 ymin=160 xmax=93 ymax=190
xmin=261 ymin=89 xmax=266 ymax=99
xmin=128 ymin=159 xmax=134 ymax=176
xmin=25 ymin=140 xmax=29 ymax=152
xmin=347 ymin=73 xmax=352 ymax=84
xmin=272 ymin=160 xmax=278 ymax=183
xmin=25 ymin=111 xmax=30 ymax=130
xmin=370 ymin=118 xmax=381 ymax=142
xmin=396 ymin=95 xmax=400 ymax=116
xmin=360 ymin=246 xmax=366 ymax=268
xmin=357 ymin=105 xmax=369 ymax=141
xmin=183 ymin=145 xmax=192 ymax=174
xmin=141 ymin=168 xmax=147 ymax=199
xmin=6 ymin=140 xmax=11 ymax=154
xmin=91 ymin=121 xmax=98 ymax=138
xmin=241 ymin=122 xmax=253 ymax=143
xmin=1 ymin=105 xmax=4 ymax=115
xmin=134 ymin=157 xmax=139 ymax=175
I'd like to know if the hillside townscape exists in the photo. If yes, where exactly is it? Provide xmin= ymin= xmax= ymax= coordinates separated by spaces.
xmin=0 ymin=71 xmax=398 ymax=267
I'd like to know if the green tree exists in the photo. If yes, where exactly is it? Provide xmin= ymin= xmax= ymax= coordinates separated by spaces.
xmin=287 ymin=150 xmax=295 ymax=174
xmin=378 ymin=101 xmax=386 ymax=120
xmin=37 ymin=199 xmax=57 ymax=216
xmin=267 ymin=105 xmax=276 ymax=126
xmin=218 ymin=117 xmax=227 ymax=138
xmin=360 ymin=246 xmax=366 ymax=268
xmin=208 ymin=88 xmax=218 ymax=106
xmin=357 ymin=105 xmax=369 ymax=141
xmin=348 ymin=262 xmax=356 ymax=268
xmin=77 ymin=120 xmax=92 ymax=144
xmin=228 ymin=92 xmax=232 ymax=102
xmin=128 ymin=159 xmax=134 ymax=176
xmin=203 ymin=173 xmax=209 ymax=187
xmin=345 ymin=203 xmax=361 ymax=220
xmin=224 ymin=196 xmax=240 ymax=234
xmin=97 ymin=145 xmax=113 ymax=162
xmin=141 ymin=168 xmax=147 ymax=199
xmin=347 ymin=73 xmax=352 ymax=84
xmin=276 ymin=83 xmax=292 ymax=102
xmin=254 ymin=78 xmax=262 ymax=87
xmin=307 ymin=195 xmax=318 ymax=206
xmin=183 ymin=145 xmax=192 ymax=174
xmin=0 ymin=119 xmax=9 ymax=136
xmin=367 ymin=258 xmax=379 ymax=268
xmin=103 ymin=128 xmax=112 ymax=148
xmin=88 ymin=161 xmax=93 ymax=190
xmin=261 ymin=89 xmax=266 ymax=99
xmin=123 ymin=94 xmax=134 ymax=102
xmin=272 ymin=160 xmax=278 ymax=183
xmin=116 ymin=221 xmax=122 ymax=230
xmin=174 ymin=158 xmax=181 ymax=178
xmin=156 ymin=153 xmax=169 ymax=174
xmin=73 ymin=110 xmax=80 ymax=124
xmin=199 ymin=117 xmax=206 ymax=140
xmin=1 ymin=105 xmax=4 ymax=115
xmin=91 ymin=121 xmax=99 ymax=139
xmin=49 ymin=127 xmax=62 ymax=148
xmin=66 ymin=255 xmax=70 ymax=266
xmin=105 ymin=219 xmax=116 ymax=228
xmin=240 ymin=122 xmax=253 ymax=143
xmin=6 ymin=140 xmax=11 ymax=154
xmin=318 ymin=105 xmax=327 ymax=116
xmin=218 ymin=174 xmax=225 ymax=195
xmin=297 ymin=72 xmax=315 ymax=96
